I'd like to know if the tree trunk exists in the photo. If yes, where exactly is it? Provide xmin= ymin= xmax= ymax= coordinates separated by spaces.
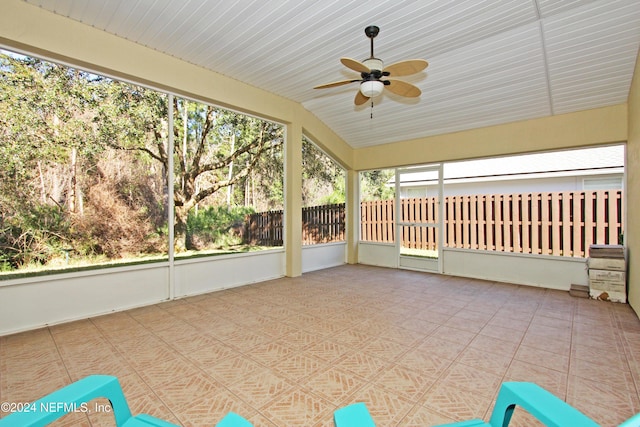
xmin=174 ymin=206 xmax=193 ymax=252
xmin=37 ymin=161 xmax=47 ymax=204
xmin=69 ymin=147 xmax=78 ymax=213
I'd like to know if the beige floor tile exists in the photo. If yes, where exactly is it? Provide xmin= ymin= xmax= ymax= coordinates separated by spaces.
xmin=397 ymin=317 xmax=439 ymax=335
xmin=304 ymin=366 xmax=368 ymax=405
xmin=417 ymin=336 xmax=468 ymax=361
xmin=271 ymin=352 xmax=327 ymax=382
xmin=486 ymin=315 xmax=530 ymax=332
xmin=468 ymin=334 xmax=519 ymax=358
xmin=520 ymin=331 xmax=571 ymax=356
xmin=174 ymin=390 xmax=257 ymax=427
xmin=333 ymin=351 xmax=390 ymax=381
xmin=514 ymin=344 xmax=569 ymax=373
xmin=396 ymin=347 xmax=453 ymax=378
xmin=479 ymin=323 xmax=525 ymax=344
xmin=567 ymin=375 xmax=640 ymax=426
xmin=222 ymin=329 xmax=272 ymax=353
xmin=126 ymin=393 xmax=182 ymax=425
xmin=400 ymin=404 xmax=457 ymax=426
xmin=359 ymin=337 xmax=410 ymax=363
xmin=2 ymin=265 xmax=640 ymax=427
xmin=505 ymin=360 xmax=568 ymax=399
xmin=202 ymin=355 xmax=267 ymax=388
xmin=373 ymin=363 xmax=437 ymax=402
xmin=259 ymin=387 xmax=335 ymax=426
xmin=500 ymin=407 xmax=546 ymax=427
xmin=375 ymin=324 xmax=428 ymax=348
xmin=341 ymin=382 xmax=416 ymax=426
xmin=278 ymin=329 xmax=320 ymax=350
xmin=48 ymin=412 xmax=92 ymax=427
xmin=456 ymin=346 xmax=512 ymax=376
xmin=1 ymin=359 xmax=70 ymax=403
xmin=420 ymin=382 xmax=492 ymax=421
xmin=332 ymin=328 xmax=376 ymax=348
xmin=569 ymin=356 xmax=636 ymax=389
xmin=571 ymin=342 xmax=628 ymax=369
xmin=228 ymin=369 xmax=295 ymax=408
xmin=443 ymin=315 xmax=486 ymax=334
xmin=431 ymin=325 xmax=477 ymax=346
xmin=438 ymin=362 xmax=503 ymax=398
xmin=175 ymin=337 xmax=238 ymax=366
xmin=248 ymin=340 xmax=297 ymax=368
xmin=305 ymin=340 xmax=351 ymax=364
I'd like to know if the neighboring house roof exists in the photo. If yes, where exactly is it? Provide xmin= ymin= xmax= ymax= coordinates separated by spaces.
xmin=393 ymin=145 xmax=624 ymax=186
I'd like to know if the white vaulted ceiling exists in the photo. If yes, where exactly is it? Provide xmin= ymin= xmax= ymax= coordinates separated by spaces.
xmin=22 ymin=0 xmax=640 ymax=148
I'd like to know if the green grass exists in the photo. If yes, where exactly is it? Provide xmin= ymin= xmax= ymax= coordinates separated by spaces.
xmin=0 ymin=245 xmax=280 ymax=280
xmin=400 ymin=248 xmax=439 ymax=259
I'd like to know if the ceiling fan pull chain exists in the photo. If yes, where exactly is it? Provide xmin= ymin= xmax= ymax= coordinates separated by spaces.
xmin=370 ymin=100 xmax=374 ymax=119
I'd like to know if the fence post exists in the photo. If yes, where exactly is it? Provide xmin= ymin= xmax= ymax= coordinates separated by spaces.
xmin=512 ymin=194 xmax=521 ymax=253
xmin=561 ymin=192 xmax=571 ymax=256
xmin=609 ymin=190 xmax=621 ymax=244
xmin=584 ymin=191 xmax=595 ymax=252
xmin=573 ymin=192 xmax=583 ymax=257
xmin=551 ymin=192 xmax=560 ymax=256
xmin=476 ymin=195 xmax=485 ymax=250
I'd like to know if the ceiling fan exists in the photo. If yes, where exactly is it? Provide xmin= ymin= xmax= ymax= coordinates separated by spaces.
xmin=314 ymin=26 xmax=428 ymax=105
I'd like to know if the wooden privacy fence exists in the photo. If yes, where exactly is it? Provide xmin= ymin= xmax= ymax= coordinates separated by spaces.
xmin=244 ymin=209 xmax=283 ymax=246
xmin=361 ymin=190 xmax=623 ymax=258
xmin=245 ymin=203 xmax=345 ymax=246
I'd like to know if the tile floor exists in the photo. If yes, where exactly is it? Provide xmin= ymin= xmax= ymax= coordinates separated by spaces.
xmin=1 ymin=264 xmax=640 ymax=426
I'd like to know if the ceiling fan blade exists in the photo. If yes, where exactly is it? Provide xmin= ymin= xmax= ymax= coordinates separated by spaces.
xmin=385 ymin=79 xmax=422 ymax=97
xmin=341 ymin=57 xmax=370 ymax=73
xmin=313 ymin=80 xmax=358 ymax=89
xmin=384 ymin=59 xmax=428 ymax=76
xmin=354 ymin=90 xmax=369 ymax=106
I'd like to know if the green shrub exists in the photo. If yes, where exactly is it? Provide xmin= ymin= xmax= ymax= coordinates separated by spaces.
xmin=187 ymin=205 xmax=255 ymax=249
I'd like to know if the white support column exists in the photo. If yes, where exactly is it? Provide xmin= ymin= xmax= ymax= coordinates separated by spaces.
xmin=346 ymin=169 xmax=359 ymax=264
xmin=167 ymin=93 xmax=176 ymax=299
xmin=285 ymin=122 xmax=303 ymax=277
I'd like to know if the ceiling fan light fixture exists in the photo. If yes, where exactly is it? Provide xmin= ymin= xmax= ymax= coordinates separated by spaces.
xmin=360 ymin=80 xmax=384 ymax=98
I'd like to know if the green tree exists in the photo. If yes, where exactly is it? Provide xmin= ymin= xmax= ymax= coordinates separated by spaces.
xmin=1 ymin=51 xmax=285 ymax=265
xmin=175 ymin=101 xmax=283 ymax=250
xmin=302 ymin=138 xmax=345 ymax=206
xmin=360 ymin=169 xmax=394 ymax=201
xmin=100 ymin=93 xmax=284 ymax=251
xmin=0 ymin=53 xmax=105 ymax=266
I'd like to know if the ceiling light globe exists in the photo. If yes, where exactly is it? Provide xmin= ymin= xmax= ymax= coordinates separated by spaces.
xmin=360 ymin=80 xmax=384 ymax=98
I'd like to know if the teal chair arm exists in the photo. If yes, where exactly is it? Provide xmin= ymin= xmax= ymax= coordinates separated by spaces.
xmin=619 ymin=413 xmax=640 ymax=426
xmin=216 ymin=412 xmax=254 ymax=427
xmin=489 ymin=382 xmax=599 ymax=427
xmin=334 ymin=402 xmax=376 ymax=427
xmin=0 ymin=375 xmax=177 ymax=427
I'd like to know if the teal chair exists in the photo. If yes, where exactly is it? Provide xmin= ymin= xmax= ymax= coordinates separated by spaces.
xmin=620 ymin=413 xmax=640 ymax=427
xmin=0 ymin=375 xmax=253 ymax=427
xmin=334 ymin=402 xmax=376 ymax=427
xmin=334 ymin=382 xmax=631 ymax=427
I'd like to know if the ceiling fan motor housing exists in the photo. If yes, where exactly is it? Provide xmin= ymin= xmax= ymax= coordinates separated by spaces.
xmin=362 ymin=57 xmax=384 ymax=72
xmin=365 ymin=25 xmax=379 ymax=38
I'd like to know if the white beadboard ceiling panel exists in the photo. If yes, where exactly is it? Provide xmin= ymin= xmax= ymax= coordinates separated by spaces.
xmin=543 ymin=0 xmax=640 ymax=115
xmin=21 ymin=0 xmax=640 ymax=149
